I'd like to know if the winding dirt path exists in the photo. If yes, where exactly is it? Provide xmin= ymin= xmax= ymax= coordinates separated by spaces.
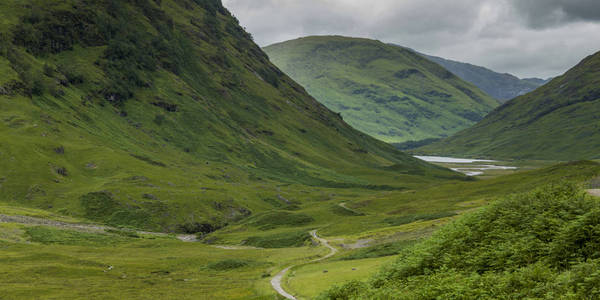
xmin=310 ymin=230 xmax=338 ymax=260
xmin=588 ymin=189 xmax=600 ymax=197
xmin=270 ymin=230 xmax=338 ymax=300
xmin=271 ymin=266 xmax=297 ymax=300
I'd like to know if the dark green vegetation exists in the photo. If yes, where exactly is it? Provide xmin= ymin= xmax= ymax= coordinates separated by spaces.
xmin=392 ymin=138 xmax=440 ymax=150
xmin=263 ymin=36 xmax=499 ymax=143
xmin=0 ymin=0 xmax=463 ymax=233
xmin=244 ymin=230 xmax=311 ymax=248
xmin=419 ymin=51 xmax=600 ymax=160
xmin=417 ymin=51 xmax=549 ymax=102
xmin=321 ymin=183 xmax=600 ymax=299
xmin=205 ymin=259 xmax=254 ymax=271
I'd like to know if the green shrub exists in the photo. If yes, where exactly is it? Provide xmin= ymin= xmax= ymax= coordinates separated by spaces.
xmin=58 ymin=64 xmax=85 ymax=84
xmin=9 ymin=0 xmax=200 ymax=105
xmin=317 ymin=281 xmax=368 ymax=300
xmin=30 ymin=75 xmax=45 ymax=96
xmin=322 ymin=183 xmax=600 ymax=298
xmin=80 ymin=191 xmax=120 ymax=221
xmin=550 ymin=207 xmax=600 ymax=267
xmin=153 ymin=114 xmax=165 ymax=125
xmin=42 ymin=64 xmax=54 ymax=77
xmin=205 ymin=259 xmax=251 ymax=271
xmin=177 ymin=222 xmax=218 ymax=234
xmin=80 ymin=191 xmax=153 ymax=229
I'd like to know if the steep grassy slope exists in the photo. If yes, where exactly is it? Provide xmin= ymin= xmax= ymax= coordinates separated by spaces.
xmin=263 ymin=36 xmax=499 ymax=143
xmin=419 ymin=51 xmax=600 ymax=160
xmin=320 ymin=181 xmax=600 ymax=299
xmin=0 ymin=0 xmax=459 ymax=232
xmin=420 ymin=52 xmax=548 ymax=102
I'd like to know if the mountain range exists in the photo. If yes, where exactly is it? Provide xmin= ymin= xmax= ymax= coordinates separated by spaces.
xmin=418 ymin=52 xmax=549 ymax=102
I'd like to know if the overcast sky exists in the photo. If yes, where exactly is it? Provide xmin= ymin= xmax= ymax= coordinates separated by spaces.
xmin=222 ymin=0 xmax=600 ymax=79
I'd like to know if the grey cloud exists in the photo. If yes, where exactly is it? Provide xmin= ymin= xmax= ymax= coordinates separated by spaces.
xmin=223 ymin=0 xmax=600 ymax=78
xmin=510 ymin=0 xmax=600 ymax=28
xmin=224 ymin=0 xmax=482 ymax=45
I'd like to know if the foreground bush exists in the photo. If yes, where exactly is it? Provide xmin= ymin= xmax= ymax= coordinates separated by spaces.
xmin=320 ymin=183 xmax=600 ymax=299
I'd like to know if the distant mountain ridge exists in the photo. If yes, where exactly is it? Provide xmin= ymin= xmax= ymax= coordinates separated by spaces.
xmin=390 ymin=44 xmax=549 ymax=102
xmin=423 ymin=54 xmax=550 ymax=102
xmin=264 ymin=36 xmax=499 ymax=143
xmin=417 ymin=50 xmax=600 ymax=160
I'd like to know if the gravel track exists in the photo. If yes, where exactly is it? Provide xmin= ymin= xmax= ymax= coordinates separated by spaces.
xmin=270 ymin=230 xmax=338 ymax=299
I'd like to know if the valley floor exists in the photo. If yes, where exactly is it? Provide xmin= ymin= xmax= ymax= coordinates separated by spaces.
xmin=1 ymin=161 xmax=599 ymax=299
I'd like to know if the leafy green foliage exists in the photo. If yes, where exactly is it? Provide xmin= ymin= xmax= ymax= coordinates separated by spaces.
xmin=320 ymin=183 xmax=600 ymax=299
xmin=12 ymin=7 xmax=104 ymax=55
xmin=10 ymin=0 xmax=199 ymax=104
xmin=420 ymin=51 xmax=600 ymax=160
xmin=319 ymin=281 xmax=367 ymax=300
xmin=263 ymin=36 xmax=499 ymax=143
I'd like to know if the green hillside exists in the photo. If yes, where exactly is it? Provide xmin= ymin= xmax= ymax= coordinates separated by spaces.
xmin=0 ymin=0 xmax=459 ymax=232
xmin=263 ymin=36 xmax=499 ymax=143
xmin=418 ymin=51 xmax=600 ymax=160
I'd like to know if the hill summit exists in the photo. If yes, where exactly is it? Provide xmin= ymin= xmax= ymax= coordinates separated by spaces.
xmin=264 ymin=36 xmax=499 ymax=143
